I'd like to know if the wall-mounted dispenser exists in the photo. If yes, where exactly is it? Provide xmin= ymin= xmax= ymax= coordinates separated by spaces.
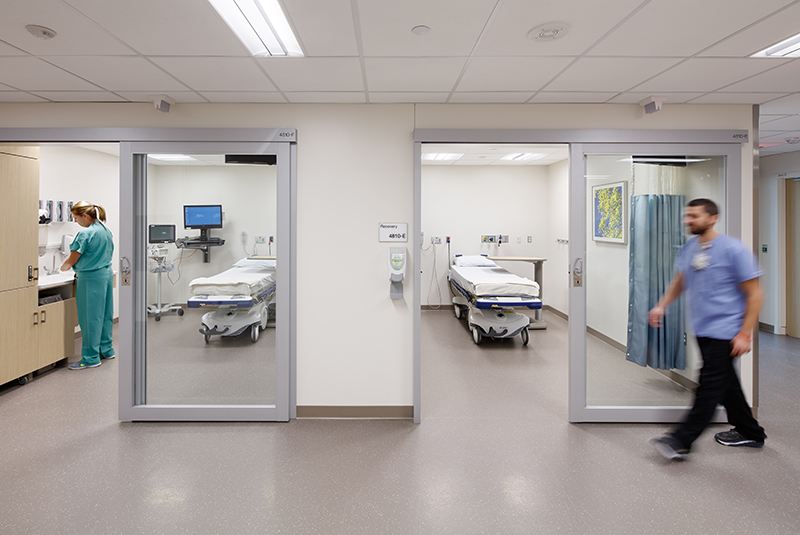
xmin=389 ymin=247 xmax=406 ymax=299
xmin=55 ymin=201 xmax=66 ymax=222
xmin=67 ymin=201 xmax=74 ymax=222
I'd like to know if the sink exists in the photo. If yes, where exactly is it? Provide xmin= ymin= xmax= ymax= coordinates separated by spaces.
xmin=38 ymin=271 xmax=76 ymax=289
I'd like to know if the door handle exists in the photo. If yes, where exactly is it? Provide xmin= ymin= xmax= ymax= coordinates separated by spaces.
xmin=573 ymin=257 xmax=583 ymax=287
xmin=41 ymin=310 xmax=47 ymax=324
xmin=33 ymin=312 xmax=39 ymax=325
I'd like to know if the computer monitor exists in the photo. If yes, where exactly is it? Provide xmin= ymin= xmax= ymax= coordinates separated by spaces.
xmin=184 ymin=205 xmax=223 ymax=230
xmin=149 ymin=224 xmax=175 ymax=244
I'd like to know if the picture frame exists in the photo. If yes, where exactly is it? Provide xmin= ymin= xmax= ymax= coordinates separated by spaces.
xmin=592 ymin=181 xmax=627 ymax=243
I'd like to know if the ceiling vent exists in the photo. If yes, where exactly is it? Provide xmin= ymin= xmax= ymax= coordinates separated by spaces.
xmin=528 ymin=22 xmax=570 ymax=42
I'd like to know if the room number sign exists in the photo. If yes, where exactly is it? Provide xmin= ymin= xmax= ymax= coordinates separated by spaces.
xmin=379 ymin=223 xmax=408 ymax=242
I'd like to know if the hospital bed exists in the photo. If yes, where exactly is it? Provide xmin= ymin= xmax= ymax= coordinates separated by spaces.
xmin=187 ymin=258 xmax=276 ymax=343
xmin=448 ymin=255 xmax=541 ymax=345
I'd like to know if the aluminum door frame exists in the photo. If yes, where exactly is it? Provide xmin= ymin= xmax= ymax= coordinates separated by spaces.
xmin=119 ymin=140 xmax=295 ymax=421
xmin=569 ymin=142 xmax=743 ymax=423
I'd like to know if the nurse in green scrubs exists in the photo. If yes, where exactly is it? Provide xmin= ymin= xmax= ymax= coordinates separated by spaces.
xmin=61 ymin=201 xmax=115 ymax=370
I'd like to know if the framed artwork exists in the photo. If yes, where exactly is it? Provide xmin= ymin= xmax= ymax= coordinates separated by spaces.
xmin=592 ymin=181 xmax=627 ymax=243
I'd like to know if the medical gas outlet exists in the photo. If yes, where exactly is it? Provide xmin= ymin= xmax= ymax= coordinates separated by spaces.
xmin=389 ymin=247 xmax=406 ymax=299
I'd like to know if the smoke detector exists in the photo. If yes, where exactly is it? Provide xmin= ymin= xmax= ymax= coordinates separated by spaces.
xmin=26 ymin=25 xmax=57 ymax=40
xmin=528 ymin=22 xmax=570 ymax=42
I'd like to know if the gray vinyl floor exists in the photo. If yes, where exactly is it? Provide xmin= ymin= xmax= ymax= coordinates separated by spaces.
xmin=1 ymin=310 xmax=799 ymax=534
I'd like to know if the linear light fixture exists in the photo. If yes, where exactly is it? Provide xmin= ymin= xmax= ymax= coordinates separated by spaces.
xmin=620 ymin=157 xmax=711 ymax=164
xmin=422 ymin=153 xmax=464 ymax=161
xmin=752 ymin=31 xmax=800 ymax=58
xmin=209 ymin=0 xmax=303 ymax=56
xmin=500 ymin=153 xmax=547 ymax=161
xmin=147 ymin=154 xmax=197 ymax=162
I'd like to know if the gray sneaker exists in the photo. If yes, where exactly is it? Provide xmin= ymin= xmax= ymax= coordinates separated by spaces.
xmin=714 ymin=429 xmax=764 ymax=448
xmin=651 ymin=436 xmax=688 ymax=461
xmin=68 ymin=360 xmax=101 ymax=370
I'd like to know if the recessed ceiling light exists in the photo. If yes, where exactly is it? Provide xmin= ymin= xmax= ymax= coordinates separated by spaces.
xmin=527 ymin=22 xmax=570 ymax=42
xmin=411 ymin=25 xmax=431 ymax=36
xmin=422 ymin=153 xmax=463 ymax=161
xmin=148 ymin=154 xmax=197 ymax=162
xmin=25 ymin=25 xmax=57 ymax=40
xmin=500 ymin=153 xmax=547 ymax=161
xmin=752 ymin=31 xmax=800 ymax=58
xmin=209 ymin=0 xmax=302 ymax=56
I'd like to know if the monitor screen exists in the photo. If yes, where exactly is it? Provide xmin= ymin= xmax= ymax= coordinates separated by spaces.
xmin=184 ymin=205 xmax=223 ymax=229
xmin=149 ymin=224 xmax=176 ymax=244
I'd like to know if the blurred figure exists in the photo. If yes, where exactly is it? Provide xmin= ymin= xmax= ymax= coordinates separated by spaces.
xmin=648 ymin=198 xmax=766 ymax=461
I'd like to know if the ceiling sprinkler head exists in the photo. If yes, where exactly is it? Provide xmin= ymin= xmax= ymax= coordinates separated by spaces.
xmin=528 ymin=22 xmax=570 ymax=42
xmin=26 ymin=25 xmax=57 ymax=40
xmin=411 ymin=25 xmax=431 ymax=36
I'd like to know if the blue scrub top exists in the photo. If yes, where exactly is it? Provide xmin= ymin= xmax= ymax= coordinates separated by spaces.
xmin=675 ymin=234 xmax=761 ymax=339
xmin=70 ymin=221 xmax=114 ymax=272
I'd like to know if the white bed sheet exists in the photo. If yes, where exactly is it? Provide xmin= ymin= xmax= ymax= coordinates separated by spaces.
xmin=450 ymin=265 xmax=539 ymax=298
xmin=189 ymin=265 xmax=276 ymax=296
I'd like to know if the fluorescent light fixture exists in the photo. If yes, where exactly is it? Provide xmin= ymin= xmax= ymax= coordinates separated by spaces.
xmin=209 ymin=0 xmax=303 ymax=56
xmin=752 ymin=31 xmax=800 ymax=58
xmin=147 ymin=154 xmax=197 ymax=162
xmin=619 ymin=157 xmax=711 ymax=164
xmin=500 ymin=153 xmax=547 ymax=161
xmin=422 ymin=153 xmax=463 ymax=161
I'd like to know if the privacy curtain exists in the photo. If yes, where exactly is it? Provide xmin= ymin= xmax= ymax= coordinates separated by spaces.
xmin=626 ymin=194 xmax=685 ymax=370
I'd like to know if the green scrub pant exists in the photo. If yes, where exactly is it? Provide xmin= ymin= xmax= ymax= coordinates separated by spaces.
xmin=75 ymin=266 xmax=115 ymax=365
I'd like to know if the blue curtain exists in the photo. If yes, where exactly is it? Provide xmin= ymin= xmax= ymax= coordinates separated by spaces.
xmin=626 ymin=194 xmax=685 ymax=370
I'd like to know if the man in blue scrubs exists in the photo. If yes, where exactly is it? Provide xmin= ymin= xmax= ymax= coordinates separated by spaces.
xmin=61 ymin=201 xmax=115 ymax=370
xmin=648 ymin=198 xmax=766 ymax=461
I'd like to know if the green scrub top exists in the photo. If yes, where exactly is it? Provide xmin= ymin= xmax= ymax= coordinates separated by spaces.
xmin=70 ymin=221 xmax=114 ymax=272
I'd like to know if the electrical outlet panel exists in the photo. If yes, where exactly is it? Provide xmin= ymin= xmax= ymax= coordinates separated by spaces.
xmin=256 ymin=236 xmax=266 ymax=244
xmin=431 ymin=236 xmax=442 ymax=244
xmin=482 ymin=235 xmax=497 ymax=243
xmin=500 ymin=235 xmax=509 ymax=243
xmin=527 ymin=236 xmax=532 ymax=243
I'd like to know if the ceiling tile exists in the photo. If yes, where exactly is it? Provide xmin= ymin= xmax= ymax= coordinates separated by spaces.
xmin=690 ymin=92 xmax=789 ymax=104
xmin=700 ymin=2 xmax=800 ymax=57
xmin=634 ymin=58 xmax=787 ymax=92
xmin=284 ymin=92 xmax=366 ymax=103
xmin=368 ymin=92 xmax=449 ymax=103
xmin=590 ymin=0 xmax=794 ymax=57
xmin=200 ymin=92 xmax=286 ymax=103
xmin=547 ymin=57 xmax=681 ymax=92
xmin=115 ymin=91 xmax=207 ymax=103
xmin=761 ymin=94 xmax=800 ymax=114
xmin=0 ymin=92 xmax=48 ymax=102
xmin=0 ymin=0 xmax=136 ymax=56
xmin=722 ymin=60 xmax=800 ymax=92
xmin=449 ymin=92 xmax=534 ymax=103
xmin=0 ymin=57 xmax=99 ymax=90
xmin=282 ymin=0 xmax=358 ymax=56
xmin=357 ymin=0 xmax=497 ymax=56
xmin=458 ymin=57 xmax=573 ymax=92
xmin=43 ymin=56 xmax=189 ymax=91
xmin=530 ymin=92 xmax=618 ymax=103
xmin=365 ymin=58 xmax=467 ymax=92
xmin=31 ymin=91 xmax=126 ymax=102
xmin=756 ymin=114 xmax=800 ymax=130
xmin=258 ymin=57 xmax=363 ymax=92
xmin=151 ymin=58 xmax=276 ymax=92
xmin=0 ymin=40 xmax=28 ymax=56
xmin=476 ymin=0 xmax=644 ymax=56
xmin=64 ymin=0 xmax=248 ymax=56
xmin=608 ymin=92 xmax=705 ymax=104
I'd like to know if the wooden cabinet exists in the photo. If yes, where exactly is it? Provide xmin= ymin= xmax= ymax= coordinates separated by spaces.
xmin=0 ymin=151 xmax=39 ymax=293
xmin=37 ymin=298 xmax=77 ymax=370
xmin=0 ymin=287 xmax=39 ymax=384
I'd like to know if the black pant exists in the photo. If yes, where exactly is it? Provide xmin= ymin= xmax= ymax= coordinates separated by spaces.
xmin=672 ymin=337 xmax=766 ymax=450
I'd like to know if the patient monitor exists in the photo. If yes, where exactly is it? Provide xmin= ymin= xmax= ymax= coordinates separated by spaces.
xmin=389 ymin=247 xmax=406 ymax=299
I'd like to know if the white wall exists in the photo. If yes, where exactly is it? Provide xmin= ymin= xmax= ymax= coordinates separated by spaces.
xmin=146 ymin=164 xmax=277 ymax=305
xmin=420 ymin=165 xmax=549 ymax=306
xmin=0 ymin=101 xmax=755 ymax=408
xmin=545 ymin=159 xmax=570 ymax=315
xmin=38 ymin=145 xmax=120 ymax=319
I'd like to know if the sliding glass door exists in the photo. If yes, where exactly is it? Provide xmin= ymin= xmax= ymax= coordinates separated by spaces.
xmin=569 ymin=143 xmax=746 ymax=422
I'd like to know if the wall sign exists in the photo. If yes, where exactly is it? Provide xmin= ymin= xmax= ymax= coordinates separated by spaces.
xmin=379 ymin=223 xmax=408 ymax=242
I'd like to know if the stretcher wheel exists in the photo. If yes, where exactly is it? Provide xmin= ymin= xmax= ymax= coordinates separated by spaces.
xmin=177 ymin=308 xmax=184 ymax=316
xmin=472 ymin=327 xmax=482 ymax=345
xmin=204 ymin=333 xmax=210 ymax=344
xmin=18 ymin=375 xmax=29 ymax=385
xmin=521 ymin=327 xmax=529 ymax=346
xmin=250 ymin=324 xmax=259 ymax=343
xmin=155 ymin=314 xmax=161 ymax=322
xmin=454 ymin=305 xmax=462 ymax=319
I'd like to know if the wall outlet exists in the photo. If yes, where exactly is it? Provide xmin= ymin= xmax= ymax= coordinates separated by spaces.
xmin=256 ymin=235 xmax=266 ymax=244
xmin=527 ymin=236 xmax=532 ymax=243
xmin=500 ymin=235 xmax=509 ymax=243
xmin=431 ymin=236 xmax=442 ymax=244
xmin=482 ymin=235 xmax=497 ymax=243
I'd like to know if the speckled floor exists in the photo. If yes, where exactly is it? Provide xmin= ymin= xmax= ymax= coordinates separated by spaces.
xmin=0 ymin=311 xmax=798 ymax=534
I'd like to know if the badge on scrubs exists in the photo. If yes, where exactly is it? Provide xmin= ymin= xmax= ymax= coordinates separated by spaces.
xmin=691 ymin=242 xmax=712 ymax=271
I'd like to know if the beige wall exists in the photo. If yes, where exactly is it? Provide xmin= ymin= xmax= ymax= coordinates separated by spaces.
xmin=0 ymin=102 xmax=755 ymax=407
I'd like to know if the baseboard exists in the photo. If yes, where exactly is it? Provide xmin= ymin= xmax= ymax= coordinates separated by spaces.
xmin=544 ymin=305 xmax=568 ymax=321
xmin=421 ymin=305 xmax=449 ymax=311
xmin=586 ymin=326 xmax=626 ymax=353
xmin=759 ymin=322 xmax=774 ymax=333
xmin=654 ymin=369 xmax=698 ymax=392
xmin=296 ymin=406 xmax=413 ymax=419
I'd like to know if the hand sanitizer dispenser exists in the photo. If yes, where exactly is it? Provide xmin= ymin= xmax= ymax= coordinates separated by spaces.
xmin=389 ymin=247 xmax=406 ymax=299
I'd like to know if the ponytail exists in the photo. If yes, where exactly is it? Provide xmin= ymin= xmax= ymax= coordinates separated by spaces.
xmin=71 ymin=200 xmax=107 ymax=222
